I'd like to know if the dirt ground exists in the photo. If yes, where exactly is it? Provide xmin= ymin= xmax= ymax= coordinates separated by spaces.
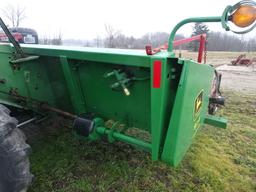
xmin=216 ymin=65 xmax=256 ymax=93
xmin=175 ymin=51 xmax=256 ymax=93
xmin=175 ymin=51 xmax=256 ymax=67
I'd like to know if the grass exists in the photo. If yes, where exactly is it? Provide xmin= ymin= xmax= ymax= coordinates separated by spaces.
xmin=27 ymin=90 xmax=256 ymax=192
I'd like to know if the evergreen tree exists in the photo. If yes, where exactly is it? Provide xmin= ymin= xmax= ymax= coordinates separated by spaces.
xmin=190 ymin=23 xmax=209 ymax=51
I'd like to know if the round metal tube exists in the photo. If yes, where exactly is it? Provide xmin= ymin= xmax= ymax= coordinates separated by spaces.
xmin=40 ymin=103 xmax=77 ymax=119
xmin=96 ymin=126 xmax=152 ymax=152
xmin=17 ymin=117 xmax=37 ymax=128
xmin=168 ymin=16 xmax=222 ymax=52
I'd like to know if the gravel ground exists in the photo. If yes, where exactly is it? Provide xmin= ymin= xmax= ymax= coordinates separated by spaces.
xmin=174 ymin=51 xmax=256 ymax=93
xmin=216 ymin=65 xmax=256 ymax=93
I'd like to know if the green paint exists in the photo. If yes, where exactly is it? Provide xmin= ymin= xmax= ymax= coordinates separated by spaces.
xmin=161 ymin=60 xmax=215 ymax=166
xmin=204 ymin=115 xmax=227 ymax=129
xmin=60 ymin=56 xmax=86 ymax=114
xmin=168 ymin=17 xmax=221 ymax=51
xmin=96 ymin=126 xmax=152 ymax=151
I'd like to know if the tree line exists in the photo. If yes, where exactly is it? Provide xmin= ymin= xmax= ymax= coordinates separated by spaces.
xmin=44 ymin=30 xmax=256 ymax=52
xmin=1 ymin=4 xmax=255 ymax=52
xmin=207 ymin=32 xmax=256 ymax=52
xmin=98 ymin=23 xmax=256 ymax=52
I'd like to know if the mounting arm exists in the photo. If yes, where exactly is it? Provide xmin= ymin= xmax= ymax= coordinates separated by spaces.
xmin=0 ymin=17 xmax=26 ymax=57
xmin=168 ymin=0 xmax=256 ymax=52
xmin=167 ymin=16 xmax=221 ymax=52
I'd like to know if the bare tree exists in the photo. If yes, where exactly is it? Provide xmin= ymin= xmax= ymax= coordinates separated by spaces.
xmin=2 ymin=4 xmax=26 ymax=27
xmin=51 ymin=31 xmax=62 ymax=45
xmin=94 ymin=35 xmax=102 ymax=47
xmin=39 ymin=31 xmax=62 ymax=45
xmin=84 ymin=40 xmax=91 ymax=47
xmin=206 ymin=32 xmax=252 ymax=52
xmin=39 ymin=35 xmax=51 ymax=45
xmin=104 ymin=24 xmax=120 ymax=48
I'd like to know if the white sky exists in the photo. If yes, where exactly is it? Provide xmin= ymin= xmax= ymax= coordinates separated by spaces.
xmin=1 ymin=0 xmax=255 ymax=39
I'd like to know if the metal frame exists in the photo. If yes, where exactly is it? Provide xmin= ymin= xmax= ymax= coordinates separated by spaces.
xmin=146 ymin=34 xmax=207 ymax=63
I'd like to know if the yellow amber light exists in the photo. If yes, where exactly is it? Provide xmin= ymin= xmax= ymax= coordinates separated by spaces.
xmin=231 ymin=5 xmax=256 ymax=28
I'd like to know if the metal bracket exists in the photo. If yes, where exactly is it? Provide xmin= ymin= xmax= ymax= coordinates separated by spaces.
xmin=204 ymin=115 xmax=227 ymax=129
xmin=60 ymin=56 xmax=86 ymax=114
xmin=10 ymin=55 xmax=40 ymax=64
xmin=104 ymin=69 xmax=131 ymax=96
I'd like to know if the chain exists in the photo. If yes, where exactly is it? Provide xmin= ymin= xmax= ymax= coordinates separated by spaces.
xmin=204 ymin=40 xmax=207 ymax=64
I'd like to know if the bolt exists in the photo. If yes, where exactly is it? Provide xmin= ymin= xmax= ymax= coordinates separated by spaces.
xmin=171 ymin=68 xmax=176 ymax=72
xmin=0 ymin=79 xmax=6 ymax=84
xmin=124 ymin=88 xmax=130 ymax=96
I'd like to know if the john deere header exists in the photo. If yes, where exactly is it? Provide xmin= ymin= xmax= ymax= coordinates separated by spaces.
xmin=0 ymin=0 xmax=255 ymax=167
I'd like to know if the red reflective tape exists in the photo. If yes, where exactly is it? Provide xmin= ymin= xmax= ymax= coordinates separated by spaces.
xmin=153 ymin=60 xmax=162 ymax=88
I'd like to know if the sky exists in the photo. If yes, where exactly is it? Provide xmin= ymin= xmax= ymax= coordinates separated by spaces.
xmin=1 ymin=0 xmax=255 ymax=40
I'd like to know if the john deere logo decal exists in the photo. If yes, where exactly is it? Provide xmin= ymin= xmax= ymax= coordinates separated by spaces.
xmin=193 ymin=90 xmax=203 ymax=134
xmin=194 ymin=91 xmax=203 ymax=119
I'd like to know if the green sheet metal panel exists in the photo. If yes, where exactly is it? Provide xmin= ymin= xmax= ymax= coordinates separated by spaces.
xmin=0 ymin=48 xmax=53 ymax=108
xmin=0 ymin=44 xmax=153 ymax=128
xmin=161 ymin=59 xmax=214 ymax=166
xmin=20 ymin=44 xmax=151 ymax=67
xmin=43 ymin=57 xmax=74 ymax=112
xmin=77 ymin=61 xmax=151 ymax=130
xmin=150 ymin=57 xmax=182 ymax=160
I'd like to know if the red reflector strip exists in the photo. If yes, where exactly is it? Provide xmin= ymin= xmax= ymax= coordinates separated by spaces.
xmin=153 ymin=60 xmax=162 ymax=88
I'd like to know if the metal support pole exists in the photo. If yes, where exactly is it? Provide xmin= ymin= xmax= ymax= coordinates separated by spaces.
xmin=197 ymin=35 xmax=206 ymax=63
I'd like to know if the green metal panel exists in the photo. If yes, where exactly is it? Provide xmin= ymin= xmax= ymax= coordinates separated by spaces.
xmin=150 ymin=57 xmax=182 ymax=160
xmin=42 ymin=57 xmax=73 ymax=112
xmin=0 ymin=46 xmax=55 ymax=109
xmin=77 ymin=60 xmax=151 ymax=129
xmin=161 ymin=59 xmax=214 ymax=166
xmin=0 ymin=44 xmax=152 ymax=130
xmin=20 ymin=44 xmax=151 ymax=67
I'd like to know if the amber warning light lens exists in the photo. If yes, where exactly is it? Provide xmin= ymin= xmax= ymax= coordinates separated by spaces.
xmin=231 ymin=5 xmax=256 ymax=28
